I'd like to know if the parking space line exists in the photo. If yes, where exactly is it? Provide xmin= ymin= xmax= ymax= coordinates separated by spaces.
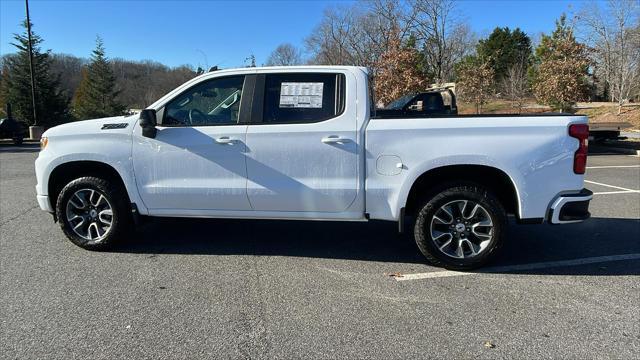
xmin=586 ymin=165 xmax=640 ymax=169
xmin=584 ymin=180 xmax=640 ymax=192
xmin=593 ymin=190 xmax=638 ymax=195
xmin=394 ymin=253 xmax=640 ymax=281
xmin=395 ymin=271 xmax=475 ymax=280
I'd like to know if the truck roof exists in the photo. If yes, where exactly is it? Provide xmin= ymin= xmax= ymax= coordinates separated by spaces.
xmin=148 ymin=65 xmax=369 ymax=110
xmin=194 ymin=65 xmax=368 ymax=79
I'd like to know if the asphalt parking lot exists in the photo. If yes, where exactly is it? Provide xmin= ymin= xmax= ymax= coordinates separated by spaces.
xmin=1 ymin=145 xmax=638 ymax=359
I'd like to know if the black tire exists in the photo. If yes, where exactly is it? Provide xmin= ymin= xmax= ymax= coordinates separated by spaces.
xmin=55 ymin=176 xmax=132 ymax=250
xmin=413 ymin=183 xmax=507 ymax=270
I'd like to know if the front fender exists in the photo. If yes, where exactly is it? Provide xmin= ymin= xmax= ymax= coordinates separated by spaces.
xmin=34 ymin=133 xmax=148 ymax=215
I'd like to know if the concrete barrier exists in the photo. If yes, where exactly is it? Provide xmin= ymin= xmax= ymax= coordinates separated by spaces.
xmin=29 ymin=126 xmax=44 ymax=140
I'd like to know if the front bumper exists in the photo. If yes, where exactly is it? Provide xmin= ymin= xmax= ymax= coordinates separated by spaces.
xmin=549 ymin=188 xmax=592 ymax=224
xmin=37 ymin=194 xmax=53 ymax=213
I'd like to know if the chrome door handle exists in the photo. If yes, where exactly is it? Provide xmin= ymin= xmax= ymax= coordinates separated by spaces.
xmin=321 ymin=136 xmax=350 ymax=144
xmin=214 ymin=136 xmax=235 ymax=144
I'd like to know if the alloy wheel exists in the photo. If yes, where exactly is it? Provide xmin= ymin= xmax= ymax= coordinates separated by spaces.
xmin=65 ymin=188 xmax=114 ymax=242
xmin=429 ymin=199 xmax=494 ymax=259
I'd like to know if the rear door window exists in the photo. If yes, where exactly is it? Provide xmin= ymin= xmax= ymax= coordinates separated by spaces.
xmin=262 ymin=73 xmax=345 ymax=124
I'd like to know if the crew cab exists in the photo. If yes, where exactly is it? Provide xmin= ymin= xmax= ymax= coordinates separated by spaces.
xmin=35 ymin=66 xmax=592 ymax=269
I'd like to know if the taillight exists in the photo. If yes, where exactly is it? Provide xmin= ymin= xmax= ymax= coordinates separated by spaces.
xmin=569 ymin=124 xmax=589 ymax=174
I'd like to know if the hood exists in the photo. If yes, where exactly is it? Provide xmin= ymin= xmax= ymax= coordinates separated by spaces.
xmin=43 ymin=115 xmax=138 ymax=137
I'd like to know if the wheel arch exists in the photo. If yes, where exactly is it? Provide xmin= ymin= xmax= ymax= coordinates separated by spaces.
xmin=48 ymin=161 xmax=131 ymax=211
xmin=403 ymin=164 xmax=521 ymax=219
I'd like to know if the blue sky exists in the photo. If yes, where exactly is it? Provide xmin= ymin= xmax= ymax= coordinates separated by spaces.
xmin=1 ymin=0 xmax=581 ymax=68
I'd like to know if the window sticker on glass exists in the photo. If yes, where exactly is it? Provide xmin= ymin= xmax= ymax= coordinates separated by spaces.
xmin=279 ymin=82 xmax=323 ymax=108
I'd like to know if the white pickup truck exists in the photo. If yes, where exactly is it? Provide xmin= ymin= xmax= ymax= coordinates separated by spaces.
xmin=35 ymin=66 xmax=592 ymax=269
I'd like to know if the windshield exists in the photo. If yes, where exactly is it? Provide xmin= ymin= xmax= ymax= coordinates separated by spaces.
xmin=384 ymin=93 xmax=416 ymax=110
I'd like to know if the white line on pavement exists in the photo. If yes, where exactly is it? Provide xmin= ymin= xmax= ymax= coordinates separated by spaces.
xmin=394 ymin=253 xmax=640 ymax=281
xmin=587 ymin=165 xmax=640 ymax=169
xmin=395 ymin=271 xmax=475 ymax=281
xmin=593 ymin=190 xmax=638 ymax=195
xmin=584 ymin=180 xmax=640 ymax=192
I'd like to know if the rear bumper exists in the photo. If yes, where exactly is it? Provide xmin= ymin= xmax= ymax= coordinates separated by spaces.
xmin=549 ymin=188 xmax=592 ymax=224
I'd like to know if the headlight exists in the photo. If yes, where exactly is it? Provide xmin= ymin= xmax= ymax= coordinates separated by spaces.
xmin=40 ymin=137 xmax=48 ymax=150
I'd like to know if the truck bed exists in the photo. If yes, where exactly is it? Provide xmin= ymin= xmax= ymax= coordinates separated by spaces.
xmin=372 ymin=112 xmax=575 ymax=119
xmin=364 ymin=114 xmax=588 ymax=222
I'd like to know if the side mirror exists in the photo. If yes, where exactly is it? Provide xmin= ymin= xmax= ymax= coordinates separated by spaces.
xmin=139 ymin=109 xmax=157 ymax=138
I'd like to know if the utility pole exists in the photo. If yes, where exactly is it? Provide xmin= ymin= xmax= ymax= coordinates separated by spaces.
xmin=25 ymin=0 xmax=38 ymax=126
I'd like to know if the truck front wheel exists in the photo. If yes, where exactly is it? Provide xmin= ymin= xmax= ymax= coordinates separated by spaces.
xmin=413 ymin=184 xmax=506 ymax=270
xmin=55 ymin=176 xmax=132 ymax=250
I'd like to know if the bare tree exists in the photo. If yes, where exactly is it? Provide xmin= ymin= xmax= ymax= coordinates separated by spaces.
xmin=110 ymin=58 xmax=195 ymax=109
xmin=500 ymin=60 xmax=529 ymax=113
xmin=578 ymin=0 xmax=640 ymax=113
xmin=456 ymin=56 xmax=494 ymax=114
xmin=304 ymin=0 xmax=472 ymax=89
xmin=305 ymin=0 xmax=411 ymax=71
xmin=50 ymin=54 xmax=85 ymax=99
xmin=409 ymin=0 xmax=475 ymax=83
xmin=349 ymin=0 xmax=412 ymax=69
xmin=265 ymin=43 xmax=302 ymax=66
xmin=305 ymin=5 xmax=357 ymax=66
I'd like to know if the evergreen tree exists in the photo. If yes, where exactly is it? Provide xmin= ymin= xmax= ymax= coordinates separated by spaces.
xmin=477 ymin=27 xmax=532 ymax=82
xmin=0 ymin=21 xmax=69 ymax=127
xmin=73 ymin=37 xmax=124 ymax=119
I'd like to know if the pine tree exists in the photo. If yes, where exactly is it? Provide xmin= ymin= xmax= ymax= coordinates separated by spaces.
xmin=73 ymin=37 xmax=124 ymax=119
xmin=477 ymin=27 xmax=532 ymax=82
xmin=0 ymin=21 xmax=69 ymax=127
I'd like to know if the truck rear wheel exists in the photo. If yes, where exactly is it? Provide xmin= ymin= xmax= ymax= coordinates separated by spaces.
xmin=55 ymin=176 xmax=132 ymax=250
xmin=413 ymin=184 xmax=506 ymax=270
